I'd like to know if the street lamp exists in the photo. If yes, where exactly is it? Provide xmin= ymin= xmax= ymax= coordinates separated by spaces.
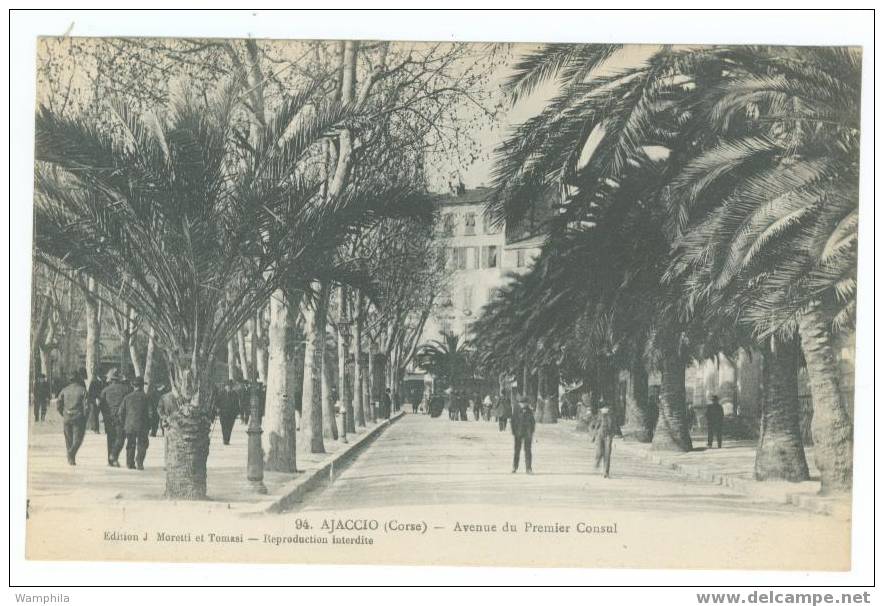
xmin=337 ymin=319 xmax=352 ymax=439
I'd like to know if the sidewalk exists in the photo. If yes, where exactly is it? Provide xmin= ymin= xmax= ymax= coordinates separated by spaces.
xmin=546 ymin=421 xmax=852 ymax=520
xmin=26 ymin=409 xmax=404 ymax=517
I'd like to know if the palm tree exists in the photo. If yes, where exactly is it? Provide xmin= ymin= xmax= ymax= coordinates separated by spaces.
xmin=416 ymin=332 xmax=473 ymax=394
xmin=33 ymin=84 xmax=425 ymax=498
xmin=667 ymin=47 xmax=859 ymax=492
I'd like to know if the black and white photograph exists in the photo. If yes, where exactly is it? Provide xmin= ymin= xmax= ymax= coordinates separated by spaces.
xmin=10 ymin=9 xmax=873 ymax=583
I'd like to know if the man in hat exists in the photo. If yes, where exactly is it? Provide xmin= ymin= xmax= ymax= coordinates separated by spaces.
xmin=119 ymin=377 xmax=150 ymax=470
xmin=99 ymin=369 xmax=131 ymax=467
xmin=56 ymin=370 xmax=88 ymax=465
xmin=706 ymin=395 xmax=724 ymax=449
xmin=34 ymin=373 xmax=50 ymax=422
xmin=593 ymin=406 xmax=622 ymax=478
xmin=511 ymin=395 xmax=536 ymax=473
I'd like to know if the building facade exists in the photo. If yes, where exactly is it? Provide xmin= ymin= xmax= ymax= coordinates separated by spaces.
xmin=421 ymin=187 xmax=543 ymax=343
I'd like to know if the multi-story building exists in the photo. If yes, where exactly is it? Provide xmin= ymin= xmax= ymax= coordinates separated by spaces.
xmin=421 ymin=187 xmax=544 ymax=342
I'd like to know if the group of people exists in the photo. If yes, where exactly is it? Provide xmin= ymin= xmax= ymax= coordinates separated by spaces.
xmin=213 ymin=379 xmax=267 ymax=445
xmin=38 ymin=368 xmax=273 ymax=468
xmin=50 ymin=368 xmax=163 ymax=469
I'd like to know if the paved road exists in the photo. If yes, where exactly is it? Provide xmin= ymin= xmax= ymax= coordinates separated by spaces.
xmin=300 ymin=413 xmax=801 ymax=515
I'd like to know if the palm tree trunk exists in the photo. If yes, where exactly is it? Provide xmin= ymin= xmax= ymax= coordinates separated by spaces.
xmin=352 ymin=294 xmax=365 ymax=427
xmin=797 ymin=304 xmax=853 ymax=494
xmin=300 ymin=284 xmax=327 ymax=453
xmin=128 ymin=307 xmax=142 ymax=377
xmin=622 ymin=359 xmax=652 ymax=442
xmin=264 ymin=289 xmax=297 ymax=472
xmin=651 ymin=340 xmax=693 ymax=452
xmin=164 ymin=358 xmax=213 ymax=500
xmin=754 ymin=336 xmax=810 ymax=482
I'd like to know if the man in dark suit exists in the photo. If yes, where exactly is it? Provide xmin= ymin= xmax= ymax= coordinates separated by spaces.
xmin=56 ymin=371 xmax=88 ymax=465
xmin=706 ymin=395 xmax=724 ymax=449
xmin=34 ymin=373 xmax=50 ymax=422
xmin=99 ymin=369 xmax=131 ymax=467
xmin=119 ymin=377 xmax=150 ymax=470
xmin=511 ymin=395 xmax=536 ymax=474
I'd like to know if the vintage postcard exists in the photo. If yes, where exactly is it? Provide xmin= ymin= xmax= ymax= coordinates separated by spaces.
xmin=25 ymin=35 xmax=859 ymax=570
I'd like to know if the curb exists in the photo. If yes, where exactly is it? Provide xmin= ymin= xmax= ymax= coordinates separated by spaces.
xmin=260 ymin=411 xmax=406 ymax=514
xmin=615 ymin=440 xmax=851 ymax=519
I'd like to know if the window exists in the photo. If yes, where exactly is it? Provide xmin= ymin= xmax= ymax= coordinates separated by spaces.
xmin=453 ymin=247 xmax=467 ymax=270
xmin=483 ymin=213 xmax=500 ymax=234
xmin=482 ymin=245 xmax=499 ymax=269
xmin=471 ymin=246 xmax=481 ymax=269
xmin=516 ymin=249 xmax=526 ymax=268
xmin=464 ymin=213 xmax=476 ymax=235
xmin=442 ymin=213 xmax=456 ymax=236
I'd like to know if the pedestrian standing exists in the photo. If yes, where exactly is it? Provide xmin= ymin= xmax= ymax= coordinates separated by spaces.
xmin=706 ymin=395 xmax=724 ymax=449
xmin=471 ymin=395 xmax=480 ymax=421
xmin=593 ymin=406 xmax=622 ymax=478
xmin=497 ymin=394 xmax=512 ymax=431
xmin=99 ymin=369 xmax=131 ymax=467
xmin=238 ymin=380 xmax=251 ymax=424
xmin=119 ymin=377 xmax=150 ymax=470
xmin=511 ymin=395 xmax=536 ymax=473
xmin=382 ymin=388 xmax=393 ymax=419
xmin=146 ymin=383 xmax=166 ymax=437
xmin=34 ymin=373 xmax=50 ymax=422
xmin=56 ymin=371 xmax=88 ymax=465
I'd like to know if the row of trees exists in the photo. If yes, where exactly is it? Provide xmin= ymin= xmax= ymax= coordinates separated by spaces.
xmin=472 ymin=45 xmax=859 ymax=494
xmin=33 ymin=38 xmax=500 ymax=498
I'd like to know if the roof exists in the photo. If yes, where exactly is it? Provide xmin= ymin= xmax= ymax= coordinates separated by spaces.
xmin=431 ymin=187 xmax=493 ymax=208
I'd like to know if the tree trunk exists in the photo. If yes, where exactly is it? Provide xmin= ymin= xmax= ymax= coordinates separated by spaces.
xmin=143 ymin=327 xmax=156 ymax=392
xmin=128 ymin=307 xmax=142 ymax=377
xmin=352 ymin=294 xmax=365 ymax=427
xmin=255 ymin=307 xmax=267 ymax=384
xmin=227 ymin=338 xmax=237 ymax=381
xmin=797 ymin=304 xmax=853 ymax=494
xmin=651 ymin=341 xmax=693 ymax=452
xmin=367 ymin=341 xmax=377 ymax=422
xmin=322 ymin=350 xmax=338 ymax=440
xmin=84 ymin=278 xmax=100 ymax=383
xmin=237 ymin=327 xmax=251 ymax=381
xmin=300 ymin=284 xmax=327 ymax=453
xmin=163 ymin=360 xmax=213 ymax=500
xmin=337 ymin=287 xmax=355 ymax=433
xmin=754 ymin=336 xmax=810 ymax=482
xmin=622 ymin=359 xmax=652 ymax=442
xmin=264 ymin=289 xmax=297 ymax=472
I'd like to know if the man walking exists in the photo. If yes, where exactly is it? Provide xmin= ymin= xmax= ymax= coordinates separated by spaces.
xmin=706 ymin=395 xmax=724 ymax=449
xmin=511 ymin=396 xmax=535 ymax=473
xmin=34 ymin=373 xmax=50 ymax=422
xmin=382 ymin=388 xmax=393 ymax=420
xmin=119 ymin=377 xmax=150 ymax=470
xmin=56 ymin=371 xmax=87 ymax=465
xmin=99 ymin=369 xmax=130 ymax=467
xmin=593 ymin=406 xmax=622 ymax=478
